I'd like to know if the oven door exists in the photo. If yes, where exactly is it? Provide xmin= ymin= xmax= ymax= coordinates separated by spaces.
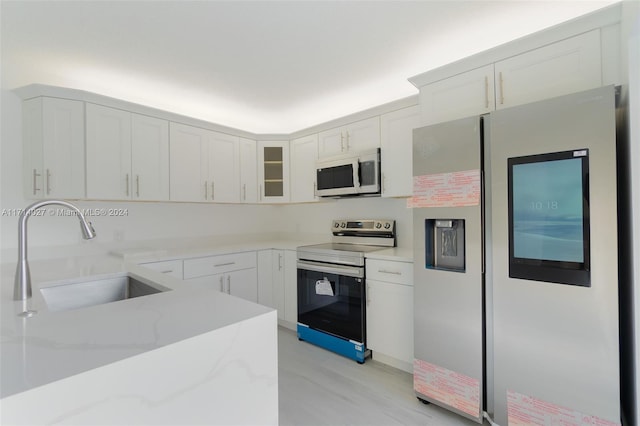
xmin=297 ymin=260 xmax=366 ymax=344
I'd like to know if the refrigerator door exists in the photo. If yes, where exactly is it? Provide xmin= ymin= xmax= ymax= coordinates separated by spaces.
xmin=489 ymin=86 xmax=619 ymax=425
xmin=412 ymin=116 xmax=485 ymax=423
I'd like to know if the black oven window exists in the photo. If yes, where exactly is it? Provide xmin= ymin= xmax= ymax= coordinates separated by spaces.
xmin=297 ymin=269 xmax=365 ymax=343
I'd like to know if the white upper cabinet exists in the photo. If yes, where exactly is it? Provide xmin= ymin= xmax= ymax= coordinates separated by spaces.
xmin=420 ymin=65 xmax=495 ymax=126
xmin=290 ymin=134 xmax=319 ymax=203
xmin=208 ymin=131 xmax=240 ymax=203
xmin=495 ymin=29 xmax=602 ymax=110
xmin=318 ymin=116 xmax=380 ymax=158
xmin=418 ymin=29 xmax=603 ymax=126
xmin=257 ymin=141 xmax=290 ymax=203
xmin=170 ymin=122 xmax=239 ymax=203
xmin=86 ymin=104 xmax=133 ymax=200
xmin=169 ymin=122 xmax=209 ymax=202
xmin=380 ymin=106 xmax=420 ymax=198
xmin=239 ymin=137 xmax=258 ymax=203
xmin=131 ymin=114 xmax=169 ymax=201
xmin=86 ymin=104 xmax=169 ymax=200
xmin=23 ymin=97 xmax=85 ymax=199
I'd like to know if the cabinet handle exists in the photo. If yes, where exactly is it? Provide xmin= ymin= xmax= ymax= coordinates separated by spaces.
xmin=340 ymin=134 xmax=345 ymax=152
xmin=484 ymin=76 xmax=489 ymax=109
xmin=46 ymin=169 xmax=51 ymax=195
xmin=136 ymin=175 xmax=140 ymax=198
xmin=214 ymin=261 xmax=236 ymax=267
xmin=125 ymin=174 xmax=130 ymax=197
xmin=32 ymin=169 xmax=41 ymax=195
xmin=243 ymin=184 xmax=246 ymax=201
xmin=219 ymin=275 xmax=224 ymax=292
xmin=211 ymin=182 xmax=215 ymax=200
xmin=259 ymin=184 xmax=262 ymax=201
xmin=378 ymin=269 xmax=401 ymax=275
xmin=160 ymin=270 xmax=173 ymax=274
xmin=227 ymin=275 xmax=231 ymax=294
xmin=278 ymin=253 xmax=283 ymax=271
xmin=313 ymin=182 xmax=317 ymax=197
xmin=204 ymin=181 xmax=208 ymax=200
xmin=499 ymin=72 xmax=504 ymax=105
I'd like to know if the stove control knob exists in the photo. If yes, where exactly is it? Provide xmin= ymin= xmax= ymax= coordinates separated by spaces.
xmin=375 ymin=222 xmax=382 ymax=229
xmin=340 ymin=222 xmax=347 ymax=228
xmin=384 ymin=222 xmax=391 ymax=229
xmin=334 ymin=222 xmax=340 ymax=228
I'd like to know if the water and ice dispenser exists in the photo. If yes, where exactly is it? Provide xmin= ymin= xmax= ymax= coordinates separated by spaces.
xmin=425 ymin=219 xmax=465 ymax=272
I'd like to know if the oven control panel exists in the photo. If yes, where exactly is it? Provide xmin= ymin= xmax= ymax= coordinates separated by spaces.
xmin=331 ymin=219 xmax=395 ymax=233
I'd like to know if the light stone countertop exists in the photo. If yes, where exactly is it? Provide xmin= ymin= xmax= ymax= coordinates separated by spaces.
xmin=1 ymin=236 xmax=412 ymax=400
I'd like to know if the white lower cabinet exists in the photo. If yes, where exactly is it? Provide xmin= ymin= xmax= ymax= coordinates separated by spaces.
xmin=139 ymin=259 xmax=183 ymax=279
xmin=183 ymin=252 xmax=258 ymax=303
xmin=257 ymin=249 xmax=297 ymax=328
xmin=366 ymin=258 xmax=414 ymax=373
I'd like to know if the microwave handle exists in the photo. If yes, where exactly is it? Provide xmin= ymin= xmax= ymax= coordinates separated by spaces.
xmin=353 ymin=159 xmax=361 ymax=189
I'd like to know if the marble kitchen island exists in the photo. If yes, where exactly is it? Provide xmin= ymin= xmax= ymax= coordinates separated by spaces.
xmin=0 ymin=255 xmax=278 ymax=425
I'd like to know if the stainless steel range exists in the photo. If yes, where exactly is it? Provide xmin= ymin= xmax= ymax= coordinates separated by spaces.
xmin=296 ymin=219 xmax=396 ymax=363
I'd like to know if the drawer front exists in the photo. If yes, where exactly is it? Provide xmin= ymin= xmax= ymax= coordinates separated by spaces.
xmin=366 ymin=259 xmax=413 ymax=285
xmin=140 ymin=259 xmax=183 ymax=279
xmin=183 ymin=251 xmax=257 ymax=279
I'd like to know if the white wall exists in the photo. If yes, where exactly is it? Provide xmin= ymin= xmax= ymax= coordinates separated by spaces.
xmin=281 ymin=197 xmax=413 ymax=248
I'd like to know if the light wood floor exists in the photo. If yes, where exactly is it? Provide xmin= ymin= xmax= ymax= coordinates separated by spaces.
xmin=278 ymin=327 xmax=479 ymax=426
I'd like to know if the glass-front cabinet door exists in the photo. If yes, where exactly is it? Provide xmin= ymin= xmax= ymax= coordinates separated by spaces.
xmin=257 ymin=141 xmax=290 ymax=203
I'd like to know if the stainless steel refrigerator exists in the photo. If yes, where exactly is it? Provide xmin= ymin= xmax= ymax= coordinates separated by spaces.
xmin=412 ymin=85 xmax=621 ymax=425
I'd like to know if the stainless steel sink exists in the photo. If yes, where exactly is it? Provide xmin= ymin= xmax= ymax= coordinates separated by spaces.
xmin=40 ymin=275 xmax=168 ymax=312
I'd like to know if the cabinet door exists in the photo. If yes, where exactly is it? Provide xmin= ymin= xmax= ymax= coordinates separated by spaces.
xmin=86 ymin=104 xmax=132 ymax=200
xmin=344 ymin=116 xmax=380 ymax=152
xmin=239 ymin=137 xmax=258 ymax=203
xmin=380 ymin=106 xmax=420 ymax=197
xmin=209 ymin=132 xmax=240 ymax=203
xmin=419 ymin=64 xmax=495 ymax=126
xmin=317 ymin=126 xmax=344 ymax=158
xmin=185 ymin=274 xmax=225 ymax=293
xmin=257 ymin=250 xmax=275 ymax=309
xmin=257 ymin=141 xmax=290 ymax=203
xmin=283 ymin=250 xmax=297 ymax=325
xmin=366 ymin=279 xmax=414 ymax=368
xmin=23 ymin=97 xmax=86 ymax=199
xmin=495 ymin=29 xmax=601 ymax=109
xmin=131 ymin=114 xmax=169 ymax=201
xmin=169 ymin=122 xmax=209 ymax=202
xmin=290 ymin=134 xmax=319 ymax=203
xmin=228 ymin=268 xmax=258 ymax=303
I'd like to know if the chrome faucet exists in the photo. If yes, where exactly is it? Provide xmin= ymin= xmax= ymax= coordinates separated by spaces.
xmin=14 ymin=200 xmax=97 ymax=301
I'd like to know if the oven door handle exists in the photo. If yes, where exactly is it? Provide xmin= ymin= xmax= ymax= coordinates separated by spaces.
xmin=297 ymin=260 xmax=364 ymax=278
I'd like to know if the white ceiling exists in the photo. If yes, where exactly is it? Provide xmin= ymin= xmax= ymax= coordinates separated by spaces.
xmin=1 ymin=0 xmax=618 ymax=134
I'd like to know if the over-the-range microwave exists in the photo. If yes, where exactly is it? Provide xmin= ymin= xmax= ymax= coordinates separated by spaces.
xmin=315 ymin=148 xmax=381 ymax=198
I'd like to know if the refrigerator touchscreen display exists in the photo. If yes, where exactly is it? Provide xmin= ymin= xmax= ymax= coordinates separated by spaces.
xmin=508 ymin=149 xmax=590 ymax=286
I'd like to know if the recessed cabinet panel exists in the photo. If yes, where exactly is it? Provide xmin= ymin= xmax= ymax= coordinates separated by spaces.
xmin=23 ymin=97 xmax=85 ymax=199
xmin=495 ymin=30 xmax=602 ymax=110
xmin=86 ymin=103 xmax=132 ymax=200
xmin=380 ymin=105 xmax=420 ymax=197
xmin=131 ymin=114 xmax=169 ymax=201
xmin=239 ymin=138 xmax=258 ymax=203
xmin=209 ymin=132 xmax=240 ymax=203
xmin=169 ymin=123 xmax=209 ymax=202
xmin=290 ymin=134 xmax=319 ymax=203
xmin=419 ymin=65 xmax=495 ymax=126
